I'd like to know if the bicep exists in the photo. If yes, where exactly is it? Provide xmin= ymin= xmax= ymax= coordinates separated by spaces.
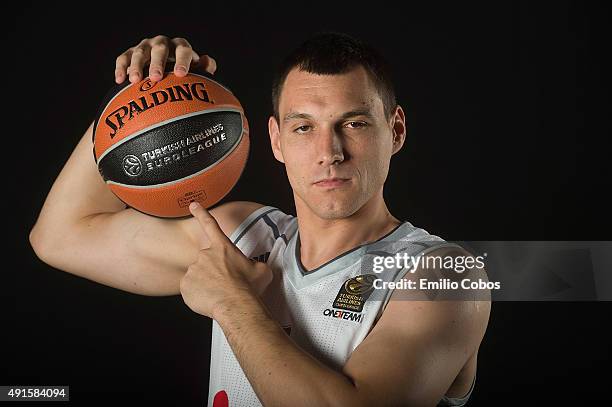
xmin=43 ymin=201 xmax=264 ymax=296
xmin=343 ymin=298 xmax=490 ymax=406
xmin=47 ymin=208 xmax=197 ymax=296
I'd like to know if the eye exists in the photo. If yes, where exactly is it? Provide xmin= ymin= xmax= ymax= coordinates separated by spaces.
xmin=294 ymin=125 xmax=312 ymax=134
xmin=345 ymin=121 xmax=367 ymax=129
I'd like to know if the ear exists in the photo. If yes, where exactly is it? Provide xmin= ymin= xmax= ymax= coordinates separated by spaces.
xmin=390 ymin=105 xmax=406 ymax=155
xmin=268 ymin=115 xmax=285 ymax=163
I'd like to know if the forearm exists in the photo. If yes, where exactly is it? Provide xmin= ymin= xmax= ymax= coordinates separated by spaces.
xmin=31 ymin=121 xmax=126 ymax=244
xmin=213 ymin=293 xmax=364 ymax=407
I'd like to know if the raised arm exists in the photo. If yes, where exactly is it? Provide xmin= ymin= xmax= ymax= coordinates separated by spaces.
xmin=29 ymin=36 xmax=262 ymax=296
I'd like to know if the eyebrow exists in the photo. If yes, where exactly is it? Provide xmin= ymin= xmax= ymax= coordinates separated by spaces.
xmin=283 ymin=108 xmax=375 ymax=122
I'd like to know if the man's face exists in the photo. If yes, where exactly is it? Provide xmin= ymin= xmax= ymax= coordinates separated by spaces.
xmin=269 ymin=66 xmax=404 ymax=220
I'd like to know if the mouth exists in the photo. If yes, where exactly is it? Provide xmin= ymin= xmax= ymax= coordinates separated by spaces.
xmin=313 ymin=177 xmax=351 ymax=188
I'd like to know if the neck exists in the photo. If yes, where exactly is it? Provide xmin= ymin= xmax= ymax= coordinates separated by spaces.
xmin=295 ymin=189 xmax=401 ymax=272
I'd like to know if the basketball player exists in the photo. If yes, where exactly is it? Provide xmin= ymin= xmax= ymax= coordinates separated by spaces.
xmin=30 ymin=33 xmax=491 ymax=406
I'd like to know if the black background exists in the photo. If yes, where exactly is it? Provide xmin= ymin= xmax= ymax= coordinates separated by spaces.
xmin=4 ymin=1 xmax=611 ymax=405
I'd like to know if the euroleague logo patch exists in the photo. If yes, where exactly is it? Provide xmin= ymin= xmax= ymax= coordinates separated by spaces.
xmin=323 ymin=274 xmax=377 ymax=324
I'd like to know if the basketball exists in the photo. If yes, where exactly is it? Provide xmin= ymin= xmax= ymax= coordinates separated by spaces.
xmin=92 ymin=71 xmax=249 ymax=218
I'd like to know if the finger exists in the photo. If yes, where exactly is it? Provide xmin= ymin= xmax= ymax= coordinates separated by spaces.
xmin=115 ymin=51 xmax=131 ymax=83
xmin=189 ymin=50 xmax=200 ymax=65
xmin=148 ymin=38 xmax=170 ymax=82
xmin=128 ymin=41 xmax=151 ymax=83
xmin=189 ymin=202 xmax=229 ymax=246
xmin=200 ymin=54 xmax=217 ymax=75
xmin=171 ymin=37 xmax=193 ymax=77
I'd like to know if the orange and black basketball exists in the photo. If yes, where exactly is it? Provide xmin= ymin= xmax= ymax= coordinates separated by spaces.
xmin=93 ymin=71 xmax=249 ymax=218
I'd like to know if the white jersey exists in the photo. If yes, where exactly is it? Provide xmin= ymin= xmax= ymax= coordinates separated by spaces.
xmin=207 ymin=206 xmax=474 ymax=407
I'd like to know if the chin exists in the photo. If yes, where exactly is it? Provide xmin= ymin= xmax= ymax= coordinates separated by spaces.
xmin=310 ymin=198 xmax=361 ymax=220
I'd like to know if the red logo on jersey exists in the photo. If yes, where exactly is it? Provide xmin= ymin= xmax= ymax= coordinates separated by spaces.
xmin=213 ymin=390 xmax=229 ymax=407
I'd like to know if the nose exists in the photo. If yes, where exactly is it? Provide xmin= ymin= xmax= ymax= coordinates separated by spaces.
xmin=317 ymin=126 xmax=344 ymax=166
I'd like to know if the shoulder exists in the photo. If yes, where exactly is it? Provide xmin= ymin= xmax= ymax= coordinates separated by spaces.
xmin=214 ymin=203 xmax=295 ymax=260
xmin=372 ymin=231 xmax=491 ymax=348
xmin=209 ymin=201 xmax=296 ymax=242
xmin=210 ymin=201 xmax=267 ymax=237
xmin=382 ymin=243 xmax=491 ymax=343
xmin=179 ymin=201 xmax=264 ymax=241
xmin=180 ymin=201 xmax=296 ymax=258
xmin=227 ymin=203 xmax=296 ymax=245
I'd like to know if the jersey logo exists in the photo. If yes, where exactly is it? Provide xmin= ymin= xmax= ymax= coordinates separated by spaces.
xmin=323 ymin=274 xmax=377 ymax=324
xmin=333 ymin=274 xmax=376 ymax=312
xmin=213 ymin=390 xmax=228 ymax=407
xmin=251 ymin=251 xmax=270 ymax=263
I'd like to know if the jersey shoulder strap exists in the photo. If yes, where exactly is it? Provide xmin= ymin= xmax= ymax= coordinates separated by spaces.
xmin=229 ymin=205 xmax=295 ymax=261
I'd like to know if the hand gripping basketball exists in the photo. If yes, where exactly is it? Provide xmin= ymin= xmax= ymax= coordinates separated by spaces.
xmin=114 ymin=35 xmax=217 ymax=84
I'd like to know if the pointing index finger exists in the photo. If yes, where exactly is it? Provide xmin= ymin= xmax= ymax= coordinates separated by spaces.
xmin=189 ymin=202 xmax=227 ymax=245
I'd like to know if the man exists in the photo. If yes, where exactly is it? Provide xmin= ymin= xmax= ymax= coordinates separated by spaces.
xmin=30 ymin=32 xmax=490 ymax=406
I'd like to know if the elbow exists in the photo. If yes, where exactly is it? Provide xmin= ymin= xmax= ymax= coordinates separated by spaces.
xmin=29 ymin=223 xmax=58 ymax=265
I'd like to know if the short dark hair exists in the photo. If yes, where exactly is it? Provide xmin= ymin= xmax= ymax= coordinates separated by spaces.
xmin=271 ymin=32 xmax=397 ymax=122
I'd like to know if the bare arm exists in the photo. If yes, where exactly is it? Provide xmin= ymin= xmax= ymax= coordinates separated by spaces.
xmin=29 ymin=36 xmax=261 ymax=296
